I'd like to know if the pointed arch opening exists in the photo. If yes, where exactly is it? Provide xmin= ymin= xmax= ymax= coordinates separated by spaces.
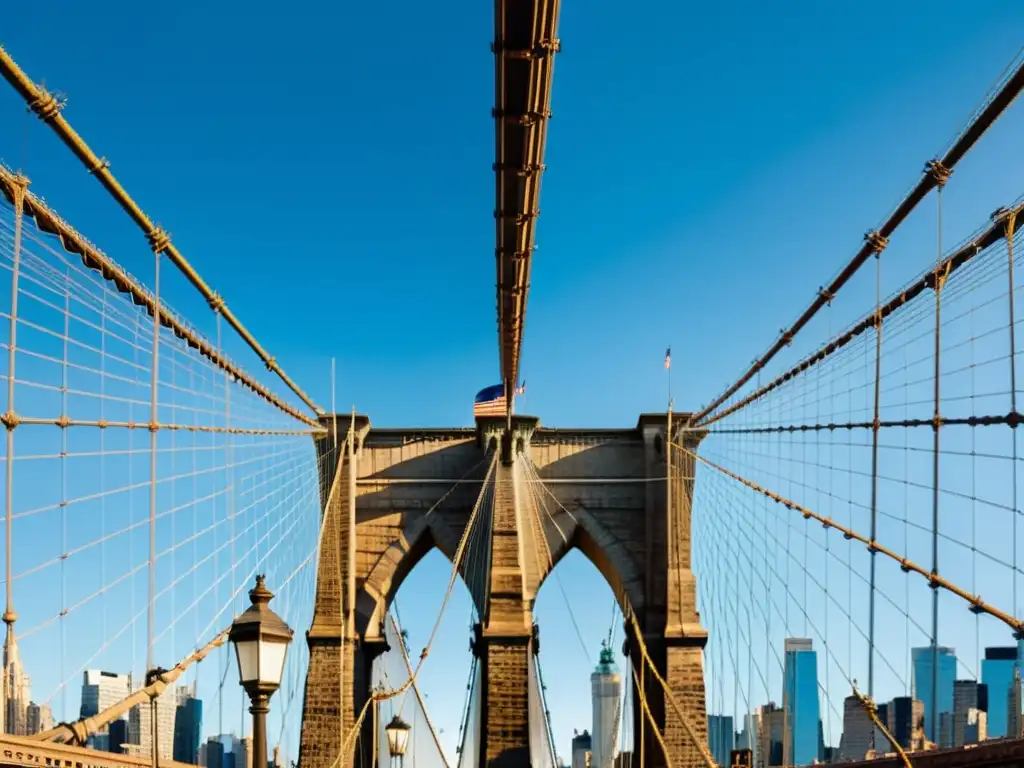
xmin=533 ymin=546 xmax=637 ymax=767
xmin=360 ymin=519 xmax=481 ymax=768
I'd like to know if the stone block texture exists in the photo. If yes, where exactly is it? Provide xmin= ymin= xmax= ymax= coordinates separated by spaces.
xmin=477 ymin=637 xmax=533 ymax=768
xmin=298 ymin=414 xmax=710 ymax=768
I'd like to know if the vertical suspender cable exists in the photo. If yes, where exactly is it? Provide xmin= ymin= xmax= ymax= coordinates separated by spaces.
xmin=1006 ymin=209 xmax=1020 ymax=637
xmin=929 ymin=163 xmax=950 ymax=745
xmin=147 ymin=245 xmax=162 ymax=676
xmin=868 ymin=247 xmax=883 ymax=703
xmin=2 ymin=174 xmax=27 ymax=729
xmin=60 ymin=267 xmax=70 ymax=722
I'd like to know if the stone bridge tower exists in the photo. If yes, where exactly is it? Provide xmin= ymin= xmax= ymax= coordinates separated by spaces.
xmin=297 ymin=413 xmax=707 ymax=768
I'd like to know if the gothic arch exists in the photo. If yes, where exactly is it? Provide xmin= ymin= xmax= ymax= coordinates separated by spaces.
xmin=354 ymin=510 xmax=471 ymax=640
xmin=535 ymin=504 xmax=646 ymax=621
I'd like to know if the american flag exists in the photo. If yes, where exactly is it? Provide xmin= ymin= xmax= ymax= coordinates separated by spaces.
xmin=473 ymin=384 xmax=508 ymax=417
xmin=515 ymin=380 xmax=526 ymax=396
xmin=664 ymin=347 xmax=671 ymax=370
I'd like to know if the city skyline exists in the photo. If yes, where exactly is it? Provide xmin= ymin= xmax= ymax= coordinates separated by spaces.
xmin=0 ymin=653 xmax=285 ymax=768
xmin=705 ymin=636 xmax=1024 ymax=765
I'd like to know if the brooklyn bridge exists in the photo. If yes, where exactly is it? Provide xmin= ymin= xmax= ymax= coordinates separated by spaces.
xmin=0 ymin=4 xmax=1023 ymax=768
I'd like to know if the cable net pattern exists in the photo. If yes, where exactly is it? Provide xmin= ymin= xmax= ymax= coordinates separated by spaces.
xmin=0 ymin=170 xmax=323 ymax=763
xmin=371 ymin=613 xmax=451 ymax=768
xmin=691 ymin=183 xmax=1024 ymax=760
xmin=528 ymin=651 xmax=558 ymax=768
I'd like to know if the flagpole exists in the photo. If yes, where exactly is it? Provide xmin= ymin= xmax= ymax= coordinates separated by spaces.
xmin=331 ymin=357 xmax=338 ymax=454
xmin=665 ymin=346 xmax=673 ymax=413
xmin=665 ymin=349 xmax=674 ymax=643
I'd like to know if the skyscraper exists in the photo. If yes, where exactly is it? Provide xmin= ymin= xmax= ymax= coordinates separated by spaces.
xmin=707 ymin=715 xmax=734 ymax=767
xmin=127 ymin=681 xmax=177 ymax=761
xmin=237 ymin=735 xmax=253 ymax=768
xmin=911 ymin=646 xmax=956 ymax=743
xmin=206 ymin=737 xmax=226 ymax=768
xmin=736 ymin=712 xmax=758 ymax=768
xmin=80 ymin=670 xmax=132 ymax=752
xmin=3 ymin=622 xmax=31 ymax=735
xmin=875 ymin=703 xmax=889 ymax=753
xmin=783 ymin=638 xmax=820 ymax=766
xmin=983 ymin=646 xmax=1017 ymax=738
xmin=173 ymin=684 xmax=203 ymax=764
xmin=571 ymin=730 xmax=591 ymax=768
xmin=81 ymin=670 xmax=132 ymax=718
xmin=25 ymin=702 xmax=53 ymax=735
xmin=838 ymin=695 xmax=874 ymax=762
xmin=756 ymin=703 xmax=784 ymax=768
xmin=887 ymin=697 xmax=924 ymax=751
xmin=952 ymin=680 xmax=987 ymax=747
xmin=590 ymin=643 xmax=621 ymax=768
xmin=1008 ymin=667 xmax=1022 ymax=738
xmin=109 ymin=719 xmax=129 ymax=754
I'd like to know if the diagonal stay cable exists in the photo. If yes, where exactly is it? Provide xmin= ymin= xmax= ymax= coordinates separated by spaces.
xmin=333 ymin=453 xmax=498 ymax=768
xmin=692 ymin=53 xmax=1024 ymax=426
xmin=0 ymin=49 xmax=324 ymax=417
xmin=675 ymin=439 xmax=1024 ymax=635
xmin=389 ymin=611 xmax=451 ymax=768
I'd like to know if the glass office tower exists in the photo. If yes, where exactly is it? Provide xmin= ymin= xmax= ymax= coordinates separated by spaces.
xmin=982 ymin=647 xmax=1016 ymax=738
xmin=707 ymin=714 xmax=734 ymax=767
xmin=912 ymin=646 xmax=957 ymax=744
xmin=784 ymin=638 xmax=820 ymax=766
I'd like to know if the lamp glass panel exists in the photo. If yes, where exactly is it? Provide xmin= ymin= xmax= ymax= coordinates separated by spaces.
xmin=234 ymin=638 xmax=259 ymax=685
xmin=258 ymin=637 xmax=289 ymax=686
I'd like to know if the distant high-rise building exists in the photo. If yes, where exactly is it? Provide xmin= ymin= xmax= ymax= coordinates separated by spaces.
xmin=875 ymin=702 xmax=889 ymax=752
xmin=1008 ymin=667 xmax=1023 ymax=738
xmin=80 ymin=670 xmax=132 ymax=752
xmin=736 ymin=712 xmax=758 ymax=768
xmin=887 ymin=697 xmax=924 ymax=751
xmin=953 ymin=680 xmax=987 ymax=746
xmin=590 ymin=644 xmax=620 ymax=768
xmin=25 ymin=702 xmax=53 ymax=735
xmin=3 ymin=622 xmax=31 ymax=735
xmin=173 ymin=684 xmax=203 ymax=764
xmin=206 ymin=737 xmax=226 ymax=768
xmin=937 ymin=712 xmax=953 ymax=749
xmin=983 ymin=647 xmax=1017 ymax=738
xmin=109 ymin=719 xmax=129 ymax=754
xmin=237 ymin=735 xmax=253 ymax=768
xmin=756 ymin=703 xmax=784 ymax=768
xmin=127 ymin=681 xmax=177 ymax=761
xmin=707 ymin=715 xmax=734 ymax=767
xmin=80 ymin=670 xmax=132 ymax=718
xmin=783 ymin=638 xmax=819 ymax=766
xmin=911 ymin=646 xmax=956 ymax=744
xmin=571 ymin=730 xmax=591 ymax=768
xmin=838 ymin=695 xmax=874 ymax=762
xmin=965 ymin=707 xmax=987 ymax=745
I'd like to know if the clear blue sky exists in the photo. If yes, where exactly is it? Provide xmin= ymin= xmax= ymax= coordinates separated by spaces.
xmin=3 ymin=1 xmax=1024 ymax=764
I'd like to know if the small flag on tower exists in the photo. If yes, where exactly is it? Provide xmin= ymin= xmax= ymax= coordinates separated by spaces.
xmin=515 ymin=380 xmax=526 ymax=396
xmin=664 ymin=347 xmax=672 ymax=370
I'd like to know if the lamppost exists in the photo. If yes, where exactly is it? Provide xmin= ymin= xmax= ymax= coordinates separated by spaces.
xmin=229 ymin=575 xmax=294 ymax=768
xmin=384 ymin=714 xmax=411 ymax=768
